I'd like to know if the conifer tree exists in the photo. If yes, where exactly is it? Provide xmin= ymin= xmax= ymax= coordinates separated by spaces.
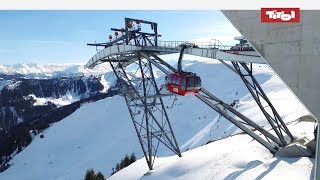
xmin=95 ymin=171 xmax=105 ymax=180
xmin=130 ymin=153 xmax=136 ymax=163
xmin=111 ymin=168 xmax=115 ymax=175
xmin=123 ymin=154 xmax=130 ymax=167
xmin=116 ymin=163 xmax=120 ymax=172
xmin=85 ymin=169 xmax=95 ymax=180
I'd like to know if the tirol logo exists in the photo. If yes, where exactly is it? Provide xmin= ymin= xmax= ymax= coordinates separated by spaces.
xmin=261 ymin=8 xmax=300 ymax=23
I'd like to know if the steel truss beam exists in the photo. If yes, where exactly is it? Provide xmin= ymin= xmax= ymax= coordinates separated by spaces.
xmin=224 ymin=61 xmax=294 ymax=146
xmin=124 ymin=18 xmax=158 ymax=46
xmin=109 ymin=54 xmax=181 ymax=170
xmin=196 ymin=89 xmax=280 ymax=153
xmin=143 ymin=52 xmax=287 ymax=153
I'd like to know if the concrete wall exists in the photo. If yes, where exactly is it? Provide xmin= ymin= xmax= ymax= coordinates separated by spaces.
xmin=222 ymin=10 xmax=320 ymax=121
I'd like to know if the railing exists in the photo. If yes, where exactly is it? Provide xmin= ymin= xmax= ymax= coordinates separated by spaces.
xmin=92 ymin=39 xmax=235 ymax=52
xmin=157 ymin=39 xmax=233 ymax=50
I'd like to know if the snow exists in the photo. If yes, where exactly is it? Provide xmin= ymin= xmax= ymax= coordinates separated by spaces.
xmin=0 ymin=58 xmax=314 ymax=180
xmin=0 ymin=96 xmax=139 ymax=180
xmin=99 ymin=72 xmax=117 ymax=93
xmin=9 ymin=106 xmax=23 ymax=124
xmin=110 ymin=122 xmax=314 ymax=180
xmin=0 ymin=80 xmax=7 ymax=91
xmin=26 ymin=94 xmax=80 ymax=107
xmin=5 ymin=80 xmax=22 ymax=91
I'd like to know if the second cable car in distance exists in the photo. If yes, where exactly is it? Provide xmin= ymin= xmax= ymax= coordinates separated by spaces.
xmin=166 ymin=44 xmax=202 ymax=96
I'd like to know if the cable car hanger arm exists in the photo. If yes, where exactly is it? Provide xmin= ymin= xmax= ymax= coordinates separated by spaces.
xmin=177 ymin=44 xmax=188 ymax=74
xmin=177 ymin=43 xmax=197 ymax=74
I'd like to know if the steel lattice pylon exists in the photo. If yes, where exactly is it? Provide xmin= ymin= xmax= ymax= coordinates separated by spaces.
xmin=109 ymin=54 xmax=181 ymax=170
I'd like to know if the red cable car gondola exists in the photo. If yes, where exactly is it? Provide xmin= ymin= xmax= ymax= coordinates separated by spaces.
xmin=166 ymin=44 xmax=202 ymax=96
xmin=167 ymin=72 xmax=201 ymax=96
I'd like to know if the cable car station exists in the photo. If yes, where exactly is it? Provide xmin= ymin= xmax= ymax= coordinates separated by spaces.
xmin=86 ymin=18 xmax=307 ymax=171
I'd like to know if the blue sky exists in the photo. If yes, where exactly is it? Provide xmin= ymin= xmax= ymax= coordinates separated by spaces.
xmin=0 ymin=10 xmax=240 ymax=65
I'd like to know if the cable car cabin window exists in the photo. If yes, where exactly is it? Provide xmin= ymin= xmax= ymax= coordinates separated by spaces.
xmin=169 ymin=75 xmax=174 ymax=85
xmin=187 ymin=76 xmax=201 ymax=90
xmin=176 ymin=76 xmax=181 ymax=85
xmin=195 ymin=76 xmax=201 ymax=88
xmin=181 ymin=77 xmax=187 ymax=91
xmin=187 ymin=77 xmax=195 ymax=89
xmin=172 ymin=75 xmax=179 ymax=85
xmin=171 ymin=75 xmax=175 ymax=85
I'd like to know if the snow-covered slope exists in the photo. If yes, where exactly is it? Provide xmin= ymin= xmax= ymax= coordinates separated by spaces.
xmin=110 ymin=120 xmax=314 ymax=180
xmin=0 ymin=96 xmax=138 ymax=180
xmin=0 ymin=57 xmax=312 ymax=180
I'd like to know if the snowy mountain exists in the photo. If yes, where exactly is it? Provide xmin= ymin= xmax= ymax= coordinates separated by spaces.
xmin=0 ymin=63 xmax=121 ymax=173
xmin=0 ymin=57 xmax=313 ymax=179
xmin=0 ymin=72 xmax=120 ymax=130
xmin=0 ymin=63 xmax=112 ymax=80
xmin=0 ymin=62 xmax=118 ymax=130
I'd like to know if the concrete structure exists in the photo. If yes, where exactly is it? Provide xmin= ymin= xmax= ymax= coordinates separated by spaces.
xmin=222 ymin=10 xmax=320 ymax=180
xmin=222 ymin=10 xmax=320 ymax=121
